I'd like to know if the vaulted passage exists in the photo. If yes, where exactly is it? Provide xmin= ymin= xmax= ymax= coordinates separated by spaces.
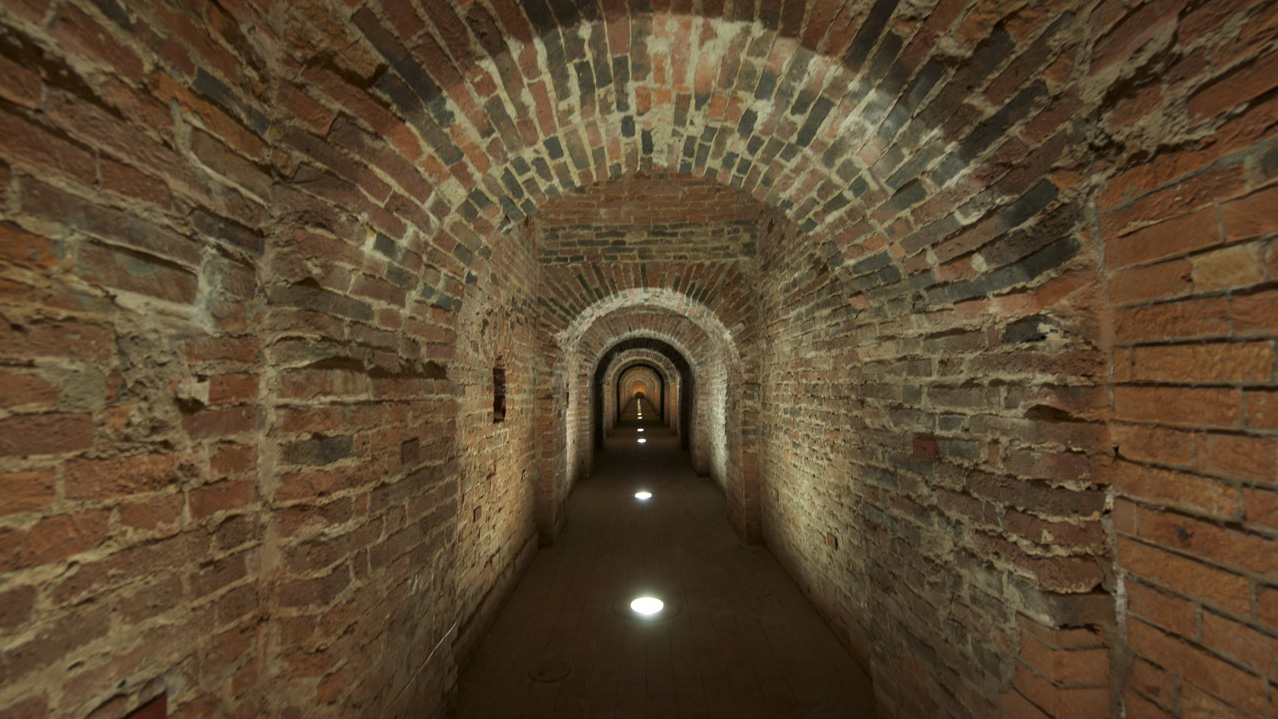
xmin=1 ymin=2 xmax=1276 ymax=719
xmin=455 ymin=401 xmax=876 ymax=718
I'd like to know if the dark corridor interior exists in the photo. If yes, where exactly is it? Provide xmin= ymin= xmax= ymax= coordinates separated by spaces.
xmin=454 ymin=399 xmax=877 ymax=718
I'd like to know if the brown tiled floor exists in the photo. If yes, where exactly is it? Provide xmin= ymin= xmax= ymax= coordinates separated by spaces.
xmin=454 ymin=399 xmax=877 ymax=718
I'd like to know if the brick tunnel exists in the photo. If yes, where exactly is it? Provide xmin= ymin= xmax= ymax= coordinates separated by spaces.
xmin=0 ymin=1 xmax=1275 ymax=717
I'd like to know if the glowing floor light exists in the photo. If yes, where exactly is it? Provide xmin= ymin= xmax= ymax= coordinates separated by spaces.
xmin=637 ymin=438 xmax=647 ymax=444
xmin=630 ymin=597 xmax=664 ymax=616
xmin=634 ymin=491 xmax=652 ymax=501
xmin=637 ymin=428 xmax=644 ymax=432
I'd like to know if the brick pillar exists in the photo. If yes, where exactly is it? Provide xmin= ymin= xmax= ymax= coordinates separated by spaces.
xmin=1002 ymin=614 xmax=1112 ymax=718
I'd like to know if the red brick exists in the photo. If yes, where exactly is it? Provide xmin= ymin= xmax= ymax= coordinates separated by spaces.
xmin=0 ymin=367 xmax=59 ymax=409
xmin=1011 ymin=661 xmax=1109 ymax=718
xmin=278 ymin=85 xmax=337 ymax=135
xmin=0 ymin=316 xmax=114 ymax=363
xmin=0 ymin=108 xmax=97 ymax=186
xmin=1113 ymin=424 xmax=1195 ymax=466
xmin=189 ymin=128 xmax=272 ymax=201
xmin=1135 ymin=508 xmax=1278 ymax=579
xmin=1019 ymin=636 xmax=1110 ymax=685
xmin=1103 ymin=167 xmax=1247 ymax=238
xmin=1259 ymin=587 xmax=1278 ymax=631
xmin=1190 ymin=242 xmax=1267 ymax=292
xmin=1016 ymin=621 xmax=1105 ymax=652
xmin=1244 ymin=487 xmax=1278 ymax=530
xmin=1202 ymin=611 xmax=1278 ymax=679
xmin=276 ymin=565 xmax=350 ymax=608
xmin=1188 ymin=50 xmax=1278 ymax=122
xmin=100 ymin=158 xmax=173 ymax=209
xmin=119 ymin=493 xmax=185 ymax=531
xmin=0 ymin=221 xmax=61 ymax=271
xmin=1233 ymin=288 xmax=1278 ymax=334
xmin=0 ymin=584 xmax=37 ymax=632
xmin=1129 ymin=669 xmax=1175 ymax=719
xmin=1127 ymin=580 xmax=1198 ymax=638
xmin=211 ymin=442 xmax=256 ymax=475
xmin=1130 ymin=342 xmax=1274 ymax=385
xmin=1114 ymin=296 xmax=1230 ymax=343
xmin=1119 ymin=538 xmax=1252 ymax=614
xmin=1198 ymin=433 xmax=1278 ymax=484
xmin=65 ymin=452 xmax=192 ymax=501
xmin=0 ymin=413 xmax=94 ymax=456
xmin=1105 ymin=207 xmax=1221 ymax=268
xmin=0 ymin=470 xmax=55 ymax=518
xmin=77 ymin=242 xmax=199 ymax=303
xmin=1221 ymin=184 xmax=1278 ymax=241
xmin=1110 ymin=259 xmax=1193 ymax=304
xmin=182 ymin=406 xmax=258 ymax=439
xmin=1115 ymin=461 xmax=1242 ymax=518
xmin=1091 ymin=0 xmax=1184 ymax=74
xmin=1179 ymin=682 xmax=1256 ymax=719
xmin=1128 ymin=618 xmax=1267 ymax=715
xmin=0 ymin=510 xmax=110 ymax=573
xmin=1113 ymin=386 xmax=1242 ymax=428
xmin=1246 ymin=389 xmax=1278 ymax=429
xmin=189 ymin=479 xmax=258 ymax=519
xmin=48 ymin=3 xmax=144 ymax=81
xmin=208 ymin=374 xmax=259 ymax=404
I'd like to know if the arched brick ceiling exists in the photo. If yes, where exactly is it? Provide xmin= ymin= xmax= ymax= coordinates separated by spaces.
xmin=607 ymin=352 xmax=680 ymax=390
xmin=619 ymin=364 xmax=661 ymax=392
xmin=564 ymin=287 xmax=744 ymax=365
xmin=576 ymin=306 xmax=725 ymax=377
xmin=284 ymin=0 xmax=1087 ymax=289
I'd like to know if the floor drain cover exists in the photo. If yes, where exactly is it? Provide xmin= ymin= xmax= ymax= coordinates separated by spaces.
xmin=529 ymin=656 xmax=572 ymax=683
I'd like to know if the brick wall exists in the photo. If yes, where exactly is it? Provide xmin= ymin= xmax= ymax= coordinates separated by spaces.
xmin=1096 ymin=0 xmax=1278 ymax=716
xmin=536 ymin=174 xmax=761 ymax=263
xmin=1 ymin=1 xmax=1274 ymax=718
xmin=610 ymin=357 xmax=674 ymax=430
xmin=532 ymin=175 xmax=765 ymax=541
xmin=601 ymin=347 xmax=685 ymax=444
xmin=617 ymin=365 xmax=661 ymax=414
xmin=1 ymin=0 xmax=276 ymax=716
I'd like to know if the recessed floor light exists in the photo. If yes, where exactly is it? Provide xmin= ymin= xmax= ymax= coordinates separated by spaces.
xmin=630 ymin=597 xmax=664 ymax=616
xmin=637 ymin=438 xmax=646 ymax=444
xmin=634 ymin=491 xmax=652 ymax=500
xmin=637 ymin=428 xmax=644 ymax=432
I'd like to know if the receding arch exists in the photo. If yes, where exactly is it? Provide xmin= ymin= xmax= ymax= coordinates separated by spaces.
xmin=602 ymin=348 xmax=685 ymax=443
xmin=594 ymin=338 xmax=692 ymax=453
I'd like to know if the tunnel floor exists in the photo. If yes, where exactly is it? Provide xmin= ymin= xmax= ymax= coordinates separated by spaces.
xmin=453 ymin=399 xmax=877 ymax=718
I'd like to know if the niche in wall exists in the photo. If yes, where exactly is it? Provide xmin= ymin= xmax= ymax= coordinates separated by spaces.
xmin=493 ymin=364 xmax=507 ymax=423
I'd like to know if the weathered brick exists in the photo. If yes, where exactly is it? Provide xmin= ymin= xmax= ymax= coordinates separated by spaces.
xmin=1221 ymin=184 xmax=1278 ymax=241
xmin=1114 ymin=386 xmax=1243 ymax=428
xmin=1126 ymin=580 xmax=1197 ymax=638
xmin=1119 ymin=539 xmax=1252 ymax=614
xmin=1190 ymin=242 xmax=1267 ymax=291
xmin=0 ymin=413 xmax=94 ymax=456
xmin=1115 ymin=461 xmax=1242 ymax=519
xmin=190 ymin=128 xmax=272 ymax=201
xmin=1105 ymin=206 xmax=1220 ymax=269
xmin=0 ymin=470 xmax=55 ymax=517
xmin=1128 ymin=619 xmax=1268 ymax=716
xmin=1130 ymin=342 xmax=1274 ymax=384
xmin=65 ymin=452 xmax=193 ymax=501
xmin=0 ymin=510 xmax=110 ymax=573
xmin=1187 ymin=50 xmax=1278 ymax=121
xmin=189 ymin=479 xmax=258 ymax=519
xmin=77 ymin=242 xmax=199 ymax=303
xmin=0 ymin=107 xmax=96 ymax=185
